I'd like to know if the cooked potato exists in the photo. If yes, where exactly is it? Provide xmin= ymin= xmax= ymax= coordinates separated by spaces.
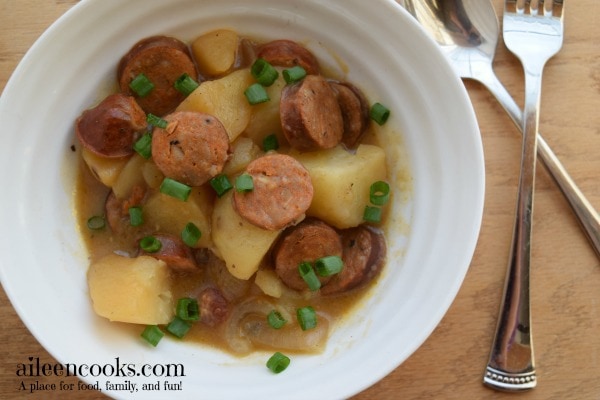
xmin=81 ymin=148 xmax=129 ymax=187
xmin=176 ymin=69 xmax=254 ymax=141
xmin=192 ymin=29 xmax=239 ymax=77
xmin=243 ymin=70 xmax=286 ymax=144
xmin=212 ymin=191 xmax=281 ymax=280
xmin=254 ymin=269 xmax=284 ymax=298
xmin=87 ymin=254 xmax=173 ymax=325
xmin=222 ymin=137 xmax=263 ymax=176
xmin=111 ymin=154 xmax=147 ymax=200
xmin=294 ymin=144 xmax=387 ymax=229
xmin=143 ymin=186 xmax=214 ymax=249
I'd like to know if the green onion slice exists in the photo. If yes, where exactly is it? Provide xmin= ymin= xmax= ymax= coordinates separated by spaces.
xmin=369 ymin=180 xmax=390 ymax=205
xmin=244 ymin=83 xmax=270 ymax=105
xmin=140 ymin=236 xmax=162 ymax=253
xmin=266 ymin=352 xmax=291 ymax=374
xmin=128 ymin=206 xmax=144 ymax=227
xmin=262 ymin=134 xmax=279 ymax=152
xmin=296 ymin=306 xmax=317 ymax=331
xmin=251 ymin=58 xmax=279 ymax=86
xmin=141 ymin=325 xmax=164 ymax=347
xmin=129 ymin=73 xmax=155 ymax=97
xmin=210 ymin=174 xmax=233 ymax=197
xmin=267 ymin=310 xmax=287 ymax=329
xmin=176 ymin=298 xmax=200 ymax=321
xmin=235 ymin=173 xmax=254 ymax=192
xmin=298 ymin=262 xmax=321 ymax=291
xmin=370 ymin=102 xmax=390 ymax=125
xmin=174 ymin=73 xmax=199 ymax=96
xmin=363 ymin=205 xmax=383 ymax=223
xmin=133 ymin=132 xmax=153 ymax=159
xmin=181 ymin=222 xmax=201 ymax=247
xmin=86 ymin=215 xmax=105 ymax=230
xmin=282 ymin=66 xmax=306 ymax=84
xmin=159 ymin=178 xmax=191 ymax=201
xmin=315 ymin=255 xmax=344 ymax=276
xmin=166 ymin=316 xmax=192 ymax=339
xmin=146 ymin=113 xmax=168 ymax=129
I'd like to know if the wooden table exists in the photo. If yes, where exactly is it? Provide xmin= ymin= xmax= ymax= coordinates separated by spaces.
xmin=1 ymin=1 xmax=598 ymax=399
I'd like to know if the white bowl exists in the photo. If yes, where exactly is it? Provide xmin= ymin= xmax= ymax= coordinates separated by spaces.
xmin=0 ymin=0 xmax=484 ymax=398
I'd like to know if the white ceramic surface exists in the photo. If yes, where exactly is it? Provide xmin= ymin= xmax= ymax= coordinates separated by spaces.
xmin=0 ymin=0 xmax=484 ymax=399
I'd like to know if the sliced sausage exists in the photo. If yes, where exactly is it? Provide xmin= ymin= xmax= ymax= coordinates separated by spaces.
xmin=118 ymin=36 xmax=197 ymax=116
xmin=272 ymin=219 xmax=343 ymax=291
xmin=105 ymin=186 xmax=146 ymax=234
xmin=76 ymin=93 xmax=147 ymax=158
xmin=233 ymin=154 xmax=313 ymax=231
xmin=139 ymin=233 xmax=198 ymax=272
xmin=280 ymin=74 xmax=344 ymax=151
xmin=151 ymin=111 xmax=230 ymax=187
xmin=321 ymin=226 xmax=386 ymax=295
xmin=199 ymin=287 xmax=229 ymax=327
xmin=329 ymin=81 xmax=371 ymax=148
xmin=256 ymin=39 xmax=320 ymax=75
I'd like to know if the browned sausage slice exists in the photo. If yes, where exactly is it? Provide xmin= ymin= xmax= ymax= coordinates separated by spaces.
xmin=105 ymin=186 xmax=146 ymax=234
xmin=198 ymin=287 xmax=229 ymax=327
xmin=329 ymin=81 xmax=371 ymax=148
xmin=280 ymin=75 xmax=344 ymax=151
xmin=256 ymin=39 xmax=320 ymax=75
xmin=139 ymin=233 xmax=198 ymax=272
xmin=233 ymin=154 xmax=313 ymax=231
xmin=118 ymin=36 xmax=197 ymax=116
xmin=151 ymin=111 xmax=230 ymax=187
xmin=76 ymin=93 xmax=147 ymax=158
xmin=272 ymin=219 xmax=343 ymax=291
xmin=321 ymin=226 xmax=386 ymax=295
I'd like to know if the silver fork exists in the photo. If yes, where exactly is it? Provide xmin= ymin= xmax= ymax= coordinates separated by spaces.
xmin=483 ymin=0 xmax=565 ymax=391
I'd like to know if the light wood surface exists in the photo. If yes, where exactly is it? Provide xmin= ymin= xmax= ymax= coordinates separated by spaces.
xmin=1 ymin=1 xmax=598 ymax=399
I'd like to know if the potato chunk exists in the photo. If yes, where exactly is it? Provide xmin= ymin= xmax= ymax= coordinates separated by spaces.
xmin=243 ymin=70 xmax=286 ymax=144
xmin=87 ymin=254 xmax=173 ymax=325
xmin=222 ymin=137 xmax=263 ymax=176
xmin=143 ymin=186 xmax=214 ymax=249
xmin=176 ymin=69 xmax=254 ymax=141
xmin=294 ymin=145 xmax=387 ymax=228
xmin=212 ymin=191 xmax=280 ymax=280
xmin=81 ymin=148 xmax=128 ymax=187
xmin=111 ymin=154 xmax=147 ymax=200
xmin=192 ymin=29 xmax=238 ymax=77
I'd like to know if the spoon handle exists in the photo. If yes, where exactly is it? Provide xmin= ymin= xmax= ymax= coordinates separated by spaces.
xmin=479 ymin=68 xmax=600 ymax=259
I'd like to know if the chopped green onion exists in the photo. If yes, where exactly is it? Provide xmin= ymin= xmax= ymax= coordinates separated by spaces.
xmin=181 ymin=222 xmax=201 ymax=247
xmin=298 ymin=262 xmax=321 ymax=291
xmin=128 ymin=206 xmax=144 ymax=227
xmin=262 ymin=134 xmax=279 ymax=152
xmin=210 ymin=174 xmax=233 ymax=197
xmin=282 ymin=66 xmax=306 ymax=84
xmin=251 ymin=58 xmax=279 ymax=86
xmin=133 ymin=132 xmax=153 ymax=159
xmin=159 ymin=177 xmax=191 ymax=201
xmin=244 ymin=83 xmax=270 ymax=105
xmin=174 ymin=73 xmax=199 ymax=96
xmin=363 ymin=205 xmax=383 ymax=223
xmin=315 ymin=255 xmax=344 ymax=276
xmin=370 ymin=102 xmax=390 ymax=125
xmin=86 ymin=215 xmax=105 ymax=230
xmin=140 ymin=236 xmax=162 ymax=253
xmin=369 ymin=181 xmax=390 ymax=205
xmin=267 ymin=310 xmax=287 ymax=329
xmin=129 ymin=73 xmax=154 ymax=97
xmin=166 ymin=316 xmax=192 ymax=339
xmin=235 ymin=173 xmax=254 ymax=192
xmin=146 ymin=113 xmax=168 ymax=129
xmin=141 ymin=325 xmax=164 ymax=347
xmin=266 ymin=352 xmax=291 ymax=374
xmin=296 ymin=306 xmax=317 ymax=331
xmin=176 ymin=298 xmax=200 ymax=321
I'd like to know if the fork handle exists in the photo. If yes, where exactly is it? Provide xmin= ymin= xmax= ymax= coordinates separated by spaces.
xmin=484 ymin=64 xmax=546 ymax=391
xmin=478 ymin=68 xmax=600 ymax=259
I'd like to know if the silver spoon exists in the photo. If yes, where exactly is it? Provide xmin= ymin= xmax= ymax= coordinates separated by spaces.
xmin=400 ymin=0 xmax=600 ymax=258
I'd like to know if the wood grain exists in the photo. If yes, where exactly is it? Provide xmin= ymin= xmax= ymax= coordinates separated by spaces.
xmin=1 ymin=1 xmax=598 ymax=399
